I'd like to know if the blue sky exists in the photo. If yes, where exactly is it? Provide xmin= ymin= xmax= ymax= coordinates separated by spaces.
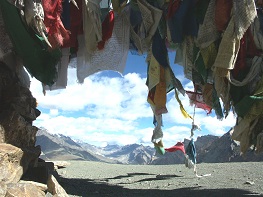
xmin=29 ymin=52 xmax=236 ymax=148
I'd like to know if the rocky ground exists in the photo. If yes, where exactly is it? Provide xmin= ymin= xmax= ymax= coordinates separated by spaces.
xmin=56 ymin=161 xmax=263 ymax=197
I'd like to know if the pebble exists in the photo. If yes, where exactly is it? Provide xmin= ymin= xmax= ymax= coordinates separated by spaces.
xmin=245 ymin=181 xmax=255 ymax=185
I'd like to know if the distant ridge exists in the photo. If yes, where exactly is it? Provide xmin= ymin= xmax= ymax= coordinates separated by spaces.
xmin=36 ymin=128 xmax=263 ymax=165
xmin=36 ymin=129 xmax=118 ymax=163
xmin=152 ymin=131 xmax=263 ymax=164
xmin=36 ymin=128 xmax=154 ymax=164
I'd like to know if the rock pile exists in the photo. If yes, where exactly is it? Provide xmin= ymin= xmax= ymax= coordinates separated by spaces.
xmin=0 ymin=62 xmax=69 ymax=196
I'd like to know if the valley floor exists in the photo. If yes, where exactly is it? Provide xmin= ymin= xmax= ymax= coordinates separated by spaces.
xmin=56 ymin=161 xmax=263 ymax=197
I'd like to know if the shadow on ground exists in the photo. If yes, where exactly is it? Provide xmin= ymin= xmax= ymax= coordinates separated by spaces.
xmin=102 ymin=172 xmax=183 ymax=184
xmin=58 ymin=175 xmax=262 ymax=197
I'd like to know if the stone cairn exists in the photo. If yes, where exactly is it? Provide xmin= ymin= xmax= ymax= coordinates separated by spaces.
xmin=0 ymin=61 xmax=69 ymax=196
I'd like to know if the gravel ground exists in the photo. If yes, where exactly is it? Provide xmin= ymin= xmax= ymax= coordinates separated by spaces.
xmin=56 ymin=161 xmax=263 ymax=197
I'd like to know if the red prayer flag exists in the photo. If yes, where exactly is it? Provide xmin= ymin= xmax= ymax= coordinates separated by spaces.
xmin=43 ymin=0 xmax=70 ymax=48
xmin=98 ymin=11 xmax=115 ymax=50
xmin=165 ymin=142 xmax=185 ymax=154
xmin=186 ymin=91 xmax=212 ymax=114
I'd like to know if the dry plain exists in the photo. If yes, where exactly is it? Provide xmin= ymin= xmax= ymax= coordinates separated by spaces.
xmin=56 ymin=161 xmax=263 ymax=197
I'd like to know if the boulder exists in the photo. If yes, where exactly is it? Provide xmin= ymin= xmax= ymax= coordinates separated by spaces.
xmin=0 ymin=61 xmax=39 ymax=149
xmin=5 ymin=183 xmax=45 ymax=197
xmin=0 ymin=181 xmax=7 ymax=196
xmin=0 ymin=125 xmax=5 ymax=143
xmin=51 ymin=161 xmax=71 ymax=169
xmin=18 ymin=180 xmax=48 ymax=192
xmin=47 ymin=175 xmax=69 ymax=197
xmin=0 ymin=32 xmax=69 ymax=196
xmin=21 ymin=165 xmax=49 ymax=185
xmin=21 ymin=145 xmax=41 ymax=168
xmin=0 ymin=111 xmax=38 ymax=148
xmin=0 ymin=143 xmax=24 ymax=184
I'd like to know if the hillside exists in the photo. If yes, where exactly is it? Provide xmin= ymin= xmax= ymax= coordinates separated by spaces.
xmin=152 ymin=131 xmax=263 ymax=164
xmin=36 ymin=129 xmax=118 ymax=163
xmin=36 ymin=129 xmax=263 ymax=165
xmin=36 ymin=129 xmax=154 ymax=164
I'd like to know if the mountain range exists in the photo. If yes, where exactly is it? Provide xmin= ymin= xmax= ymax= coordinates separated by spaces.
xmin=36 ymin=128 xmax=263 ymax=165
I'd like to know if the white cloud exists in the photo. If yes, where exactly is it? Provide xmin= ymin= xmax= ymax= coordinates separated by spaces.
xmin=35 ymin=114 xmax=137 ymax=134
xmin=34 ymin=112 xmax=147 ymax=147
xmin=199 ymin=112 xmax=236 ymax=136
xmin=31 ymin=68 xmax=152 ymax=120
xmin=49 ymin=109 xmax=59 ymax=116
xmin=164 ymin=93 xmax=195 ymax=125
xmin=161 ymin=125 xmax=193 ymax=146
xmin=30 ymin=67 xmax=237 ymax=148
xmin=162 ymin=91 xmax=237 ymax=142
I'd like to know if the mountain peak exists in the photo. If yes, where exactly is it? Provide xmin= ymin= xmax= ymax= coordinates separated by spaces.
xmin=36 ymin=129 xmax=263 ymax=164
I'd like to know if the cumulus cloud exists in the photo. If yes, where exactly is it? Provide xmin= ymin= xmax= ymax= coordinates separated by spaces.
xmin=30 ymin=67 xmax=153 ymax=146
xmin=31 ymin=68 xmax=151 ymax=119
xmin=162 ymin=90 xmax=236 ymax=145
xmin=49 ymin=109 xmax=59 ymax=116
xmin=30 ymin=66 xmax=236 ymax=148
xmin=199 ymin=113 xmax=236 ymax=136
